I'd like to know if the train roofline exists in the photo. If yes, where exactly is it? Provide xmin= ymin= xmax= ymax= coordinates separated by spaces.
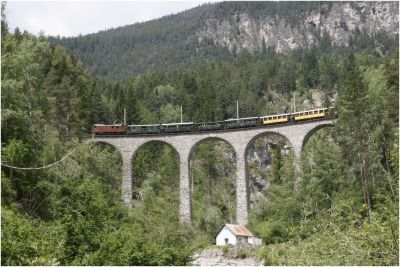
xmin=161 ymin=122 xmax=194 ymax=126
xmin=195 ymin=121 xmax=225 ymax=124
xmin=291 ymin=107 xmax=334 ymax=115
xmin=225 ymin=117 xmax=259 ymax=121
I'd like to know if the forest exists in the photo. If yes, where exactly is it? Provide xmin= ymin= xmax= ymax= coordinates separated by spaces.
xmin=49 ymin=1 xmax=398 ymax=79
xmin=1 ymin=1 xmax=399 ymax=265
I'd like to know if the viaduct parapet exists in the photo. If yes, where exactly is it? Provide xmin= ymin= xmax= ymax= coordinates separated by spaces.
xmin=90 ymin=119 xmax=333 ymax=225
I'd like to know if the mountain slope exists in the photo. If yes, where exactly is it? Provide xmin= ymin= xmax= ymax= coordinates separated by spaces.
xmin=49 ymin=1 xmax=399 ymax=79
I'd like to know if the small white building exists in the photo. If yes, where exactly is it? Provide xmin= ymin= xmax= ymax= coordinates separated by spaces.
xmin=215 ymin=224 xmax=262 ymax=246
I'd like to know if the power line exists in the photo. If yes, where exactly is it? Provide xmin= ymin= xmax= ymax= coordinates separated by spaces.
xmin=1 ymin=147 xmax=76 ymax=171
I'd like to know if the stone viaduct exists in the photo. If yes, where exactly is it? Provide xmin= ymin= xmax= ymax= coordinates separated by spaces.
xmin=91 ymin=119 xmax=333 ymax=225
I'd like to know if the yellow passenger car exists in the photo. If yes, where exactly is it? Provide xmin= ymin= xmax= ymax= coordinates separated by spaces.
xmin=292 ymin=108 xmax=328 ymax=121
xmin=261 ymin=113 xmax=290 ymax=125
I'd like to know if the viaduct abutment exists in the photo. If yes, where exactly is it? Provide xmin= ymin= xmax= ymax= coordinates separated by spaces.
xmin=90 ymin=119 xmax=333 ymax=226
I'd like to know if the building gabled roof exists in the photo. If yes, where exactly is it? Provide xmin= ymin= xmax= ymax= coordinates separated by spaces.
xmin=216 ymin=224 xmax=254 ymax=238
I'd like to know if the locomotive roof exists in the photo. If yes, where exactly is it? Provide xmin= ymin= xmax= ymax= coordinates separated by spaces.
xmin=225 ymin=116 xmax=259 ymax=121
xmin=93 ymin=124 xmax=124 ymax=126
xmin=161 ymin=122 xmax=194 ymax=126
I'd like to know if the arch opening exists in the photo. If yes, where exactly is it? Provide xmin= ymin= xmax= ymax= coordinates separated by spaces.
xmin=189 ymin=137 xmax=237 ymax=239
xmin=87 ymin=141 xmax=123 ymax=195
xmin=131 ymin=140 xmax=180 ymax=220
xmin=245 ymin=132 xmax=295 ymax=223
xmin=302 ymin=123 xmax=334 ymax=150
xmin=301 ymin=126 xmax=340 ymax=214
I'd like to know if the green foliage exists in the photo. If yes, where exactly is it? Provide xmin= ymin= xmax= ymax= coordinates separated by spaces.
xmin=301 ymin=129 xmax=343 ymax=213
xmin=263 ymin=198 xmax=398 ymax=265
xmin=192 ymin=140 xmax=236 ymax=238
xmin=1 ymin=4 xmax=398 ymax=266
xmin=1 ymin=207 xmax=42 ymax=265
xmin=255 ymin=52 xmax=398 ymax=265
xmin=1 ymin=21 xmax=195 ymax=265
xmin=236 ymin=250 xmax=248 ymax=259
xmin=222 ymin=245 xmax=229 ymax=255
xmin=48 ymin=2 xmax=398 ymax=79
xmin=81 ymin=223 xmax=192 ymax=266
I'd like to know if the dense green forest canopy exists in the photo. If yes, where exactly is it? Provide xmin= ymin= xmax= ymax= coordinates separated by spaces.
xmin=49 ymin=1 xmax=398 ymax=79
xmin=1 ymin=1 xmax=399 ymax=265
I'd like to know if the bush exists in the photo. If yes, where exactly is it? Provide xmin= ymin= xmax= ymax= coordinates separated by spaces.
xmin=236 ymin=250 xmax=248 ymax=259
xmin=251 ymin=220 xmax=288 ymax=244
xmin=222 ymin=245 xmax=229 ymax=255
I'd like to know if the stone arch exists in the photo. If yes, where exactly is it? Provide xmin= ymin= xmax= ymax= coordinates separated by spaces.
xmin=189 ymin=136 xmax=238 ymax=226
xmin=131 ymin=139 xmax=180 ymax=163
xmin=245 ymin=131 xmax=294 ymax=156
xmin=301 ymin=123 xmax=334 ymax=150
xmin=87 ymin=139 xmax=122 ymax=157
xmin=130 ymin=138 xmax=183 ymax=218
xmin=85 ymin=139 xmax=124 ymax=194
xmin=131 ymin=139 xmax=181 ymax=197
xmin=189 ymin=136 xmax=237 ymax=159
xmin=244 ymin=131 xmax=294 ymax=209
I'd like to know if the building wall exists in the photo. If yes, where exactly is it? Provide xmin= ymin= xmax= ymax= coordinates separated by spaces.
xmin=216 ymin=227 xmax=237 ymax=246
xmin=237 ymin=236 xmax=248 ymax=244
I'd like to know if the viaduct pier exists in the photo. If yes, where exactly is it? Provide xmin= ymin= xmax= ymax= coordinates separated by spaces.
xmin=91 ymin=119 xmax=333 ymax=225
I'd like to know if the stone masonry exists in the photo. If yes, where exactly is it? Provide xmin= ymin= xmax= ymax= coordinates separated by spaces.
xmin=90 ymin=119 xmax=333 ymax=225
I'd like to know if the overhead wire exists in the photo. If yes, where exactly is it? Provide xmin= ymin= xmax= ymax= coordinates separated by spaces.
xmin=1 ymin=147 xmax=76 ymax=170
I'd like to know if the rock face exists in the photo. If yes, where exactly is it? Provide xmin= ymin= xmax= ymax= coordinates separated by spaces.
xmin=196 ymin=1 xmax=399 ymax=53
xmin=246 ymin=134 xmax=291 ymax=205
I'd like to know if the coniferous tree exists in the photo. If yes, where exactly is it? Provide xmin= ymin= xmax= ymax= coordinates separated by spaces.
xmin=336 ymin=53 xmax=372 ymax=218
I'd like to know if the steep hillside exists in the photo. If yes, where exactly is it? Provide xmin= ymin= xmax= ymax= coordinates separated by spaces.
xmin=49 ymin=1 xmax=399 ymax=79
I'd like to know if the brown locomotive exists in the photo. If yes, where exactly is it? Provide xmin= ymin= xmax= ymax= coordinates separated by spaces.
xmin=91 ymin=124 xmax=127 ymax=135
